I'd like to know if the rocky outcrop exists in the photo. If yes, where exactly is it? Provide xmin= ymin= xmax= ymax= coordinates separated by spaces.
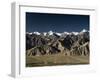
xmin=70 ymin=42 xmax=89 ymax=56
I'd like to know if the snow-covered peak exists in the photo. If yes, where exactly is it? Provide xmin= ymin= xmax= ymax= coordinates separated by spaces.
xmin=33 ymin=31 xmax=40 ymax=35
xmin=48 ymin=31 xmax=53 ymax=35
xmin=55 ymin=32 xmax=62 ymax=36
xmin=43 ymin=32 xmax=47 ymax=36
xmin=81 ymin=29 xmax=88 ymax=32
xmin=26 ymin=32 xmax=32 ymax=35
xmin=71 ymin=32 xmax=79 ymax=35
xmin=63 ymin=32 xmax=70 ymax=35
xmin=26 ymin=29 xmax=88 ymax=36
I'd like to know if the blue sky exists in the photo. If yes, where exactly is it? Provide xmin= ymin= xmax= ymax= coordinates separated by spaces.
xmin=26 ymin=12 xmax=89 ymax=32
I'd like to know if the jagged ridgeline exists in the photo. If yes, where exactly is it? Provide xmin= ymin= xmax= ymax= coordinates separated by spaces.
xmin=26 ymin=29 xmax=89 ymax=56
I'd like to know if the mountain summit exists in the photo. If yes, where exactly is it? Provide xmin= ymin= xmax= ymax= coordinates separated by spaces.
xmin=27 ymin=29 xmax=89 ymax=36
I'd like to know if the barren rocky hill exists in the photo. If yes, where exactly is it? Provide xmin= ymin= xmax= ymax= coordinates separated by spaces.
xmin=26 ymin=30 xmax=89 ymax=56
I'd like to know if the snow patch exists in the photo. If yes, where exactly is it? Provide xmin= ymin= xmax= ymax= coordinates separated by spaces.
xmin=48 ymin=31 xmax=53 ymax=35
xmin=33 ymin=31 xmax=40 ymax=35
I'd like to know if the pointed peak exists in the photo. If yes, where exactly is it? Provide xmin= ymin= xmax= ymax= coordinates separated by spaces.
xmin=48 ymin=30 xmax=53 ymax=33
xmin=48 ymin=30 xmax=54 ymax=35
xmin=81 ymin=29 xmax=88 ymax=32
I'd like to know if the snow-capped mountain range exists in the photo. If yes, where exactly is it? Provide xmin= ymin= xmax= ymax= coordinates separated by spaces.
xmin=26 ymin=29 xmax=89 ymax=57
xmin=26 ymin=29 xmax=89 ymax=36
